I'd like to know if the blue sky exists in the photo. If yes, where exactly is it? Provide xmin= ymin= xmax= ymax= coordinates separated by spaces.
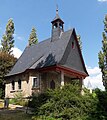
xmin=0 ymin=0 xmax=107 ymax=89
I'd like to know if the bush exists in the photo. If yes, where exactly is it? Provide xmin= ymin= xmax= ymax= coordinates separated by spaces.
xmin=92 ymin=89 xmax=107 ymax=120
xmin=32 ymin=116 xmax=62 ymax=120
xmin=28 ymin=92 xmax=51 ymax=115
xmin=38 ymin=84 xmax=97 ymax=119
xmin=30 ymin=84 xmax=98 ymax=120
xmin=10 ymin=92 xmax=27 ymax=106
xmin=0 ymin=88 xmax=3 ymax=98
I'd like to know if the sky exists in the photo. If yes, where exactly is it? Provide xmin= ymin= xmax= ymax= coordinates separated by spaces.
xmin=0 ymin=0 xmax=107 ymax=90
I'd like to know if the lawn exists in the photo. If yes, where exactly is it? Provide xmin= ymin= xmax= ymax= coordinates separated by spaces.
xmin=0 ymin=100 xmax=42 ymax=120
xmin=0 ymin=110 xmax=33 ymax=120
xmin=0 ymin=100 xmax=33 ymax=120
xmin=0 ymin=99 xmax=33 ymax=120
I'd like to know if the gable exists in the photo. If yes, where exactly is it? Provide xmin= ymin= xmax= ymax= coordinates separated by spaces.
xmin=6 ymin=28 xmax=88 ymax=77
xmin=60 ymin=29 xmax=88 ymax=76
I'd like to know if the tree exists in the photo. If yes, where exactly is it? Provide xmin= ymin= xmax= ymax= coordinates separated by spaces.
xmin=28 ymin=27 xmax=38 ymax=46
xmin=0 ymin=51 xmax=16 ymax=98
xmin=0 ymin=18 xmax=16 ymax=97
xmin=98 ymin=15 xmax=107 ymax=90
xmin=104 ymin=15 xmax=107 ymax=33
xmin=77 ymin=35 xmax=82 ymax=50
xmin=1 ymin=18 xmax=15 ymax=54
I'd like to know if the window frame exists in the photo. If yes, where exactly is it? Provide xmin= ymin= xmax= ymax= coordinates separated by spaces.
xmin=32 ymin=77 xmax=39 ymax=88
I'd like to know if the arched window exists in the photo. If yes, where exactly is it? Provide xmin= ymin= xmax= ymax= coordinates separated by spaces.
xmin=18 ymin=79 xmax=21 ymax=89
xmin=50 ymin=80 xmax=55 ymax=89
xmin=12 ymin=80 xmax=15 ymax=90
xmin=59 ymin=23 xmax=63 ymax=29
xmin=53 ymin=23 xmax=58 ymax=29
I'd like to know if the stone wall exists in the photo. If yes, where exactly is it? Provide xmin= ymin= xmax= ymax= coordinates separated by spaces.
xmin=40 ymin=72 xmax=61 ymax=92
xmin=5 ymin=70 xmax=75 ymax=98
xmin=5 ymin=73 xmax=29 ymax=98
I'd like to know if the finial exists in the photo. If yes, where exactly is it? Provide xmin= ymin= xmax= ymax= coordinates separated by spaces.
xmin=56 ymin=4 xmax=58 ymax=15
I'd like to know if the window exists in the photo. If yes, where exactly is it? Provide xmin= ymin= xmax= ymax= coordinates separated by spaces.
xmin=32 ymin=77 xmax=39 ymax=88
xmin=12 ymin=80 xmax=15 ymax=90
xmin=18 ymin=79 xmax=21 ymax=89
xmin=59 ymin=23 xmax=63 ymax=29
xmin=53 ymin=23 xmax=58 ymax=29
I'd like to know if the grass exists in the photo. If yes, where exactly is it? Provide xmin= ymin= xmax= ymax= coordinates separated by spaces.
xmin=0 ymin=110 xmax=33 ymax=120
xmin=0 ymin=100 xmax=33 ymax=120
xmin=0 ymin=99 xmax=41 ymax=120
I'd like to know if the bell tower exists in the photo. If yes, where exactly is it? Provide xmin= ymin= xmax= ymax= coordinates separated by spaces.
xmin=51 ymin=7 xmax=64 ymax=42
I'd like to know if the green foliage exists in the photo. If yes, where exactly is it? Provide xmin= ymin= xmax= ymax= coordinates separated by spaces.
xmin=98 ymin=51 xmax=104 ymax=71
xmin=31 ymin=84 xmax=98 ymax=120
xmin=91 ymin=89 xmax=107 ymax=120
xmin=77 ymin=35 xmax=82 ymax=50
xmin=1 ymin=18 xmax=15 ymax=54
xmin=39 ymin=85 xmax=97 ymax=120
xmin=30 ymin=85 xmax=107 ymax=119
xmin=10 ymin=92 xmax=27 ymax=106
xmin=98 ymin=14 xmax=107 ymax=90
xmin=32 ymin=116 xmax=62 ymax=120
xmin=0 ymin=51 xmax=16 ymax=98
xmin=28 ymin=92 xmax=50 ymax=115
xmin=104 ymin=15 xmax=107 ymax=33
xmin=0 ymin=18 xmax=16 ymax=98
xmin=28 ymin=27 xmax=38 ymax=46
xmin=0 ymin=52 xmax=16 ymax=78
xmin=0 ymin=88 xmax=3 ymax=98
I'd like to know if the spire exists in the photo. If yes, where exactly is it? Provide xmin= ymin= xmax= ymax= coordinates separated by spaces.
xmin=51 ymin=6 xmax=64 ymax=24
xmin=56 ymin=4 xmax=58 ymax=15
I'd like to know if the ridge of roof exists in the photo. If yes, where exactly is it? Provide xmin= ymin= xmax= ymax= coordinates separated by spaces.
xmin=6 ymin=29 xmax=73 ymax=77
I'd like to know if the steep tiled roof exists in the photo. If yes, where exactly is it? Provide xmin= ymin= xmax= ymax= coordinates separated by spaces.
xmin=7 ymin=29 xmax=72 ymax=76
xmin=51 ymin=13 xmax=64 ymax=24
